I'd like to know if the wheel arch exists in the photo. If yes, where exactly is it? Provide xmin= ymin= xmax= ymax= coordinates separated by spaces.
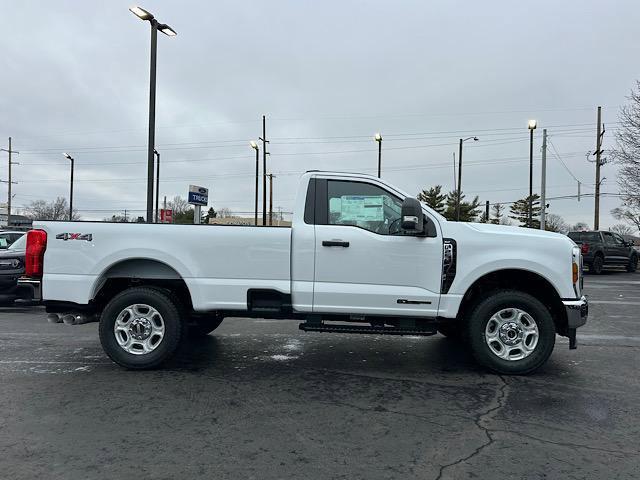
xmin=458 ymin=268 xmax=568 ymax=336
xmin=91 ymin=258 xmax=193 ymax=312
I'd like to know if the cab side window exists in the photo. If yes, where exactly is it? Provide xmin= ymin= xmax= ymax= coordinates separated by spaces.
xmin=602 ymin=232 xmax=615 ymax=245
xmin=326 ymin=180 xmax=404 ymax=235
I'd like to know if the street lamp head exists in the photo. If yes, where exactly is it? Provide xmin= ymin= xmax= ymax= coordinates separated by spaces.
xmin=63 ymin=152 xmax=72 ymax=160
xmin=250 ymin=141 xmax=259 ymax=150
xmin=374 ymin=133 xmax=382 ymax=142
xmin=472 ymin=136 xmax=479 ymax=141
xmin=129 ymin=6 xmax=154 ymax=21
xmin=528 ymin=119 xmax=537 ymax=130
xmin=158 ymin=24 xmax=177 ymax=36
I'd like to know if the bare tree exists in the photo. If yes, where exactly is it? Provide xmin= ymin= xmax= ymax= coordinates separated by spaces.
xmin=25 ymin=197 xmax=80 ymax=221
xmin=571 ymin=222 xmax=590 ymax=231
xmin=544 ymin=213 xmax=569 ymax=234
xmin=217 ymin=207 xmax=232 ymax=218
xmin=612 ymin=81 xmax=640 ymax=229
xmin=168 ymin=196 xmax=189 ymax=215
xmin=611 ymin=207 xmax=640 ymax=233
xmin=610 ymin=223 xmax=636 ymax=236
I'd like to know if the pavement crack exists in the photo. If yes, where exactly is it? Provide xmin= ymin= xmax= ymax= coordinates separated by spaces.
xmin=492 ymin=429 xmax=637 ymax=456
xmin=434 ymin=375 xmax=509 ymax=480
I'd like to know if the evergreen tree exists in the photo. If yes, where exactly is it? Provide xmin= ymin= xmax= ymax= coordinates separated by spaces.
xmin=443 ymin=190 xmax=481 ymax=222
xmin=509 ymin=194 xmax=541 ymax=228
xmin=203 ymin=207 xmax=217 ymax=224
xmin=490 ymin=203 xmax=505 ymax=224
xmin=417 ymin=185 xmax=446 ymax=214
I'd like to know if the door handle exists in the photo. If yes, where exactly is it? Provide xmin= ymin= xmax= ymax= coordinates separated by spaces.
xmin=322 ymin=240 xmax=350 ymax=247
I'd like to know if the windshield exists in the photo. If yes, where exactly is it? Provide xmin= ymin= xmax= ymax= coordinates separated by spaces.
xmin=8 ymin=234 xmax=26 ymax=250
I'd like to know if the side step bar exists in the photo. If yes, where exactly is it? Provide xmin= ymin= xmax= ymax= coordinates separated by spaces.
xmin=299 ymin=322 xmax=437 ymax=336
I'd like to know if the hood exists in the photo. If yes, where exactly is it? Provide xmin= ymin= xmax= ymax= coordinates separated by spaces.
xmin=440 ymin=220 xmax=575 ymax=246
xmin=464 ymin=222 xmax=566 ymax=239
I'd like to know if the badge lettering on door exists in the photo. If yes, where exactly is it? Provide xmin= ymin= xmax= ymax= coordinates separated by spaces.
xmin=55 ymin=233 xmax=93 ymax=242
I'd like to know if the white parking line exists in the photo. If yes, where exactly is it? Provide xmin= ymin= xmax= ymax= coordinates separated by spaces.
xmin=585 ymin=280 xmax=640 ymax=285
xmin=589 ymin=300 xmax=640 ymax=305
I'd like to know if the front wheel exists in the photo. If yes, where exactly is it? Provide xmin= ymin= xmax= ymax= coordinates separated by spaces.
xmin=627 ymin=255 xmax=638 ymax=273
xmin=467 ymin=290 xmax=555 ymax=375
xmin=99 ymin=287 xmax=186 ymax=369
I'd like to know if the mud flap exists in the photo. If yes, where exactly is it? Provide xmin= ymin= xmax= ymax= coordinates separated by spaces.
xmin=568 ymin=328 xmax=577 ymax=350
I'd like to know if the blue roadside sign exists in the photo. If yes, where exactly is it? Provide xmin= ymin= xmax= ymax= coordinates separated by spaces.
xmin=188 ymin=185 xmax=208 ymax=206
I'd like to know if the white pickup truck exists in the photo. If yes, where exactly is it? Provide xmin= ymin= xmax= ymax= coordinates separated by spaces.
xmin=20 ymin=171 xmax=587 ymax=374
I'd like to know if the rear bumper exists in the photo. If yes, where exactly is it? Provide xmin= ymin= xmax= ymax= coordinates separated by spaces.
xmin=562 ymin=296 xmax=588 ymax=328
xmin=17 ymin=278 xmax=41 ymax=302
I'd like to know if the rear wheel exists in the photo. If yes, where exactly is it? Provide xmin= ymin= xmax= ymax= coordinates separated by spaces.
xmin=591 ymin=254 xmax=604 ymax=274
xmin=99 ymin=287 xmax=186 ymax=369
xmin=467 ymin=290 xmax=555 ymax=375
xmin=627 ymin=254 xmax=638 ymax=273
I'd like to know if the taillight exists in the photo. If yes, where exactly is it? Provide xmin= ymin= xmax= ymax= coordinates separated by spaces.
xmin=25 ymin=229 xmax=47 ymax=278
xmin=581 ymin=243 xmax=589 ymax=254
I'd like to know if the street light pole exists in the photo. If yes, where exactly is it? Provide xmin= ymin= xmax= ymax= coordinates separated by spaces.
xmin=129 ymin=7 xmax=177 ymax=224
xmin=63 ymin=153 xmax=74 ymax=221
xmin=527 ymin=119 xmax=537 ymax=228
xmin=455 ymin=136 xmax=479 ymax=221
xmin=260 ymin=115 xmax=270 ymax=226
xmin=374 ymin=133 xmax=382 ymax=177
xmin=250 ymin=141 xmax=259 ymax=225
xmin=154 ymin=149 xmax=160 ymax=223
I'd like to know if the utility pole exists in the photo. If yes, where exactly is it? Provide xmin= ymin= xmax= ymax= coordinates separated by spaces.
xmin=594 ymin=106 xmax=604 ymax=230
xmin=527 ymin=120 xmax=537 ymax=228
xmin=1 ymin=138 xmax=19 ymax=226
xmin=485 ymin=200 xmax=490 ymax=223
xmin=456 ymin=139 xmax=463 ymax=221
xmin=259 ymin=115 xmax=270 ymax=226
xmin=540 ymin=129 xmax=547 ymax=230
xmin=154 ymin=149 xmax=160 ymax=223
xmin=267 ymin=173 xmax=275 ymax=226
xmin=124 ymin=209 xmax=128 ymax=222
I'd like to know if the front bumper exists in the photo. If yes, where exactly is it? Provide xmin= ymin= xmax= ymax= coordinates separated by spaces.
xmin=17 ymin=278 xmax=41 ymax=302
xmin=562 ymin=296 xmax=588 ymax=329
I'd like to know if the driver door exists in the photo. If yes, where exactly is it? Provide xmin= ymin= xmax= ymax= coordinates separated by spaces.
xmin=312 ymin=178 xmax=442 ymax=317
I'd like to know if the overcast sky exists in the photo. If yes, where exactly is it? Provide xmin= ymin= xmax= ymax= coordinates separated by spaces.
xmin=1 ymin=0 xmax=639 ymax=228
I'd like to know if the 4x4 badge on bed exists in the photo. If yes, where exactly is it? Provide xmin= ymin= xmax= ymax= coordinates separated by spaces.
xmin=55 ymin=233 xmax=93 ymax=241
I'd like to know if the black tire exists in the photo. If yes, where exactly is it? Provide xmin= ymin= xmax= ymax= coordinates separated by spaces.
xmin=627 ymin=254 xmax=638 ymax=273
xmin=99 ymin=287 xmax=187 ymax=369
xmin=437 ymin=323 xmax=464 ymax=341
xmin=591 ymin=254 xmax=604 ymax=274
xmin=189 ymin=315 xmax=224 ymax=337
xmin=467 ymin=290 xmax=556 ymax=375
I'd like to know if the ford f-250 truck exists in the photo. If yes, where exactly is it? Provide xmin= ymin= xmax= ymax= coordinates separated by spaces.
xmin=19 ymin=171 xmax=588 ymax=374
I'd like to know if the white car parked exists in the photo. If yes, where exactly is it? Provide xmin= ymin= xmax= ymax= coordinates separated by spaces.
xmin=20 ymin=171 xmax=587 ymax=374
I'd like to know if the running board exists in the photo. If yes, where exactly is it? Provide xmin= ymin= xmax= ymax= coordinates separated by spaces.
xmin=299 ymin=322 xmax=437 ymax=336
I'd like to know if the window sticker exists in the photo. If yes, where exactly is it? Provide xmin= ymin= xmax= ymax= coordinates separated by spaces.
xmin=332 ymin=195 xmax=385 ymax=222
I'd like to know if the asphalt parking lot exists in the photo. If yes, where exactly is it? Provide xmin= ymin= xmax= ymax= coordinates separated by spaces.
xmin=1 ymin=271 xmax=639 ymax=480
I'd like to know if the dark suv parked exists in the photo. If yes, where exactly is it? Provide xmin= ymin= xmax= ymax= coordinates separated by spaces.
xmin=568 ymin=230 xmax=638 ymax=274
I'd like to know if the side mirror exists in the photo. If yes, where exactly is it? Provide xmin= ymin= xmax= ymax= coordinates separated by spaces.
xmin=401 ymin=197 xmax=424 ymax=234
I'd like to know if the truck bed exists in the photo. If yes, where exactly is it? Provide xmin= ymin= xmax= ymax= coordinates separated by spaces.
xmin=37 ymin=222 xmax=292 ymax=310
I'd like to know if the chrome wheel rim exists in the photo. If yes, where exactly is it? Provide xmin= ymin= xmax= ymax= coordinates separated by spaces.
xmin=484 ymin=308 xmax=539 ymax=361
xmin=113 ymin=304 xmax=165 ymax=355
